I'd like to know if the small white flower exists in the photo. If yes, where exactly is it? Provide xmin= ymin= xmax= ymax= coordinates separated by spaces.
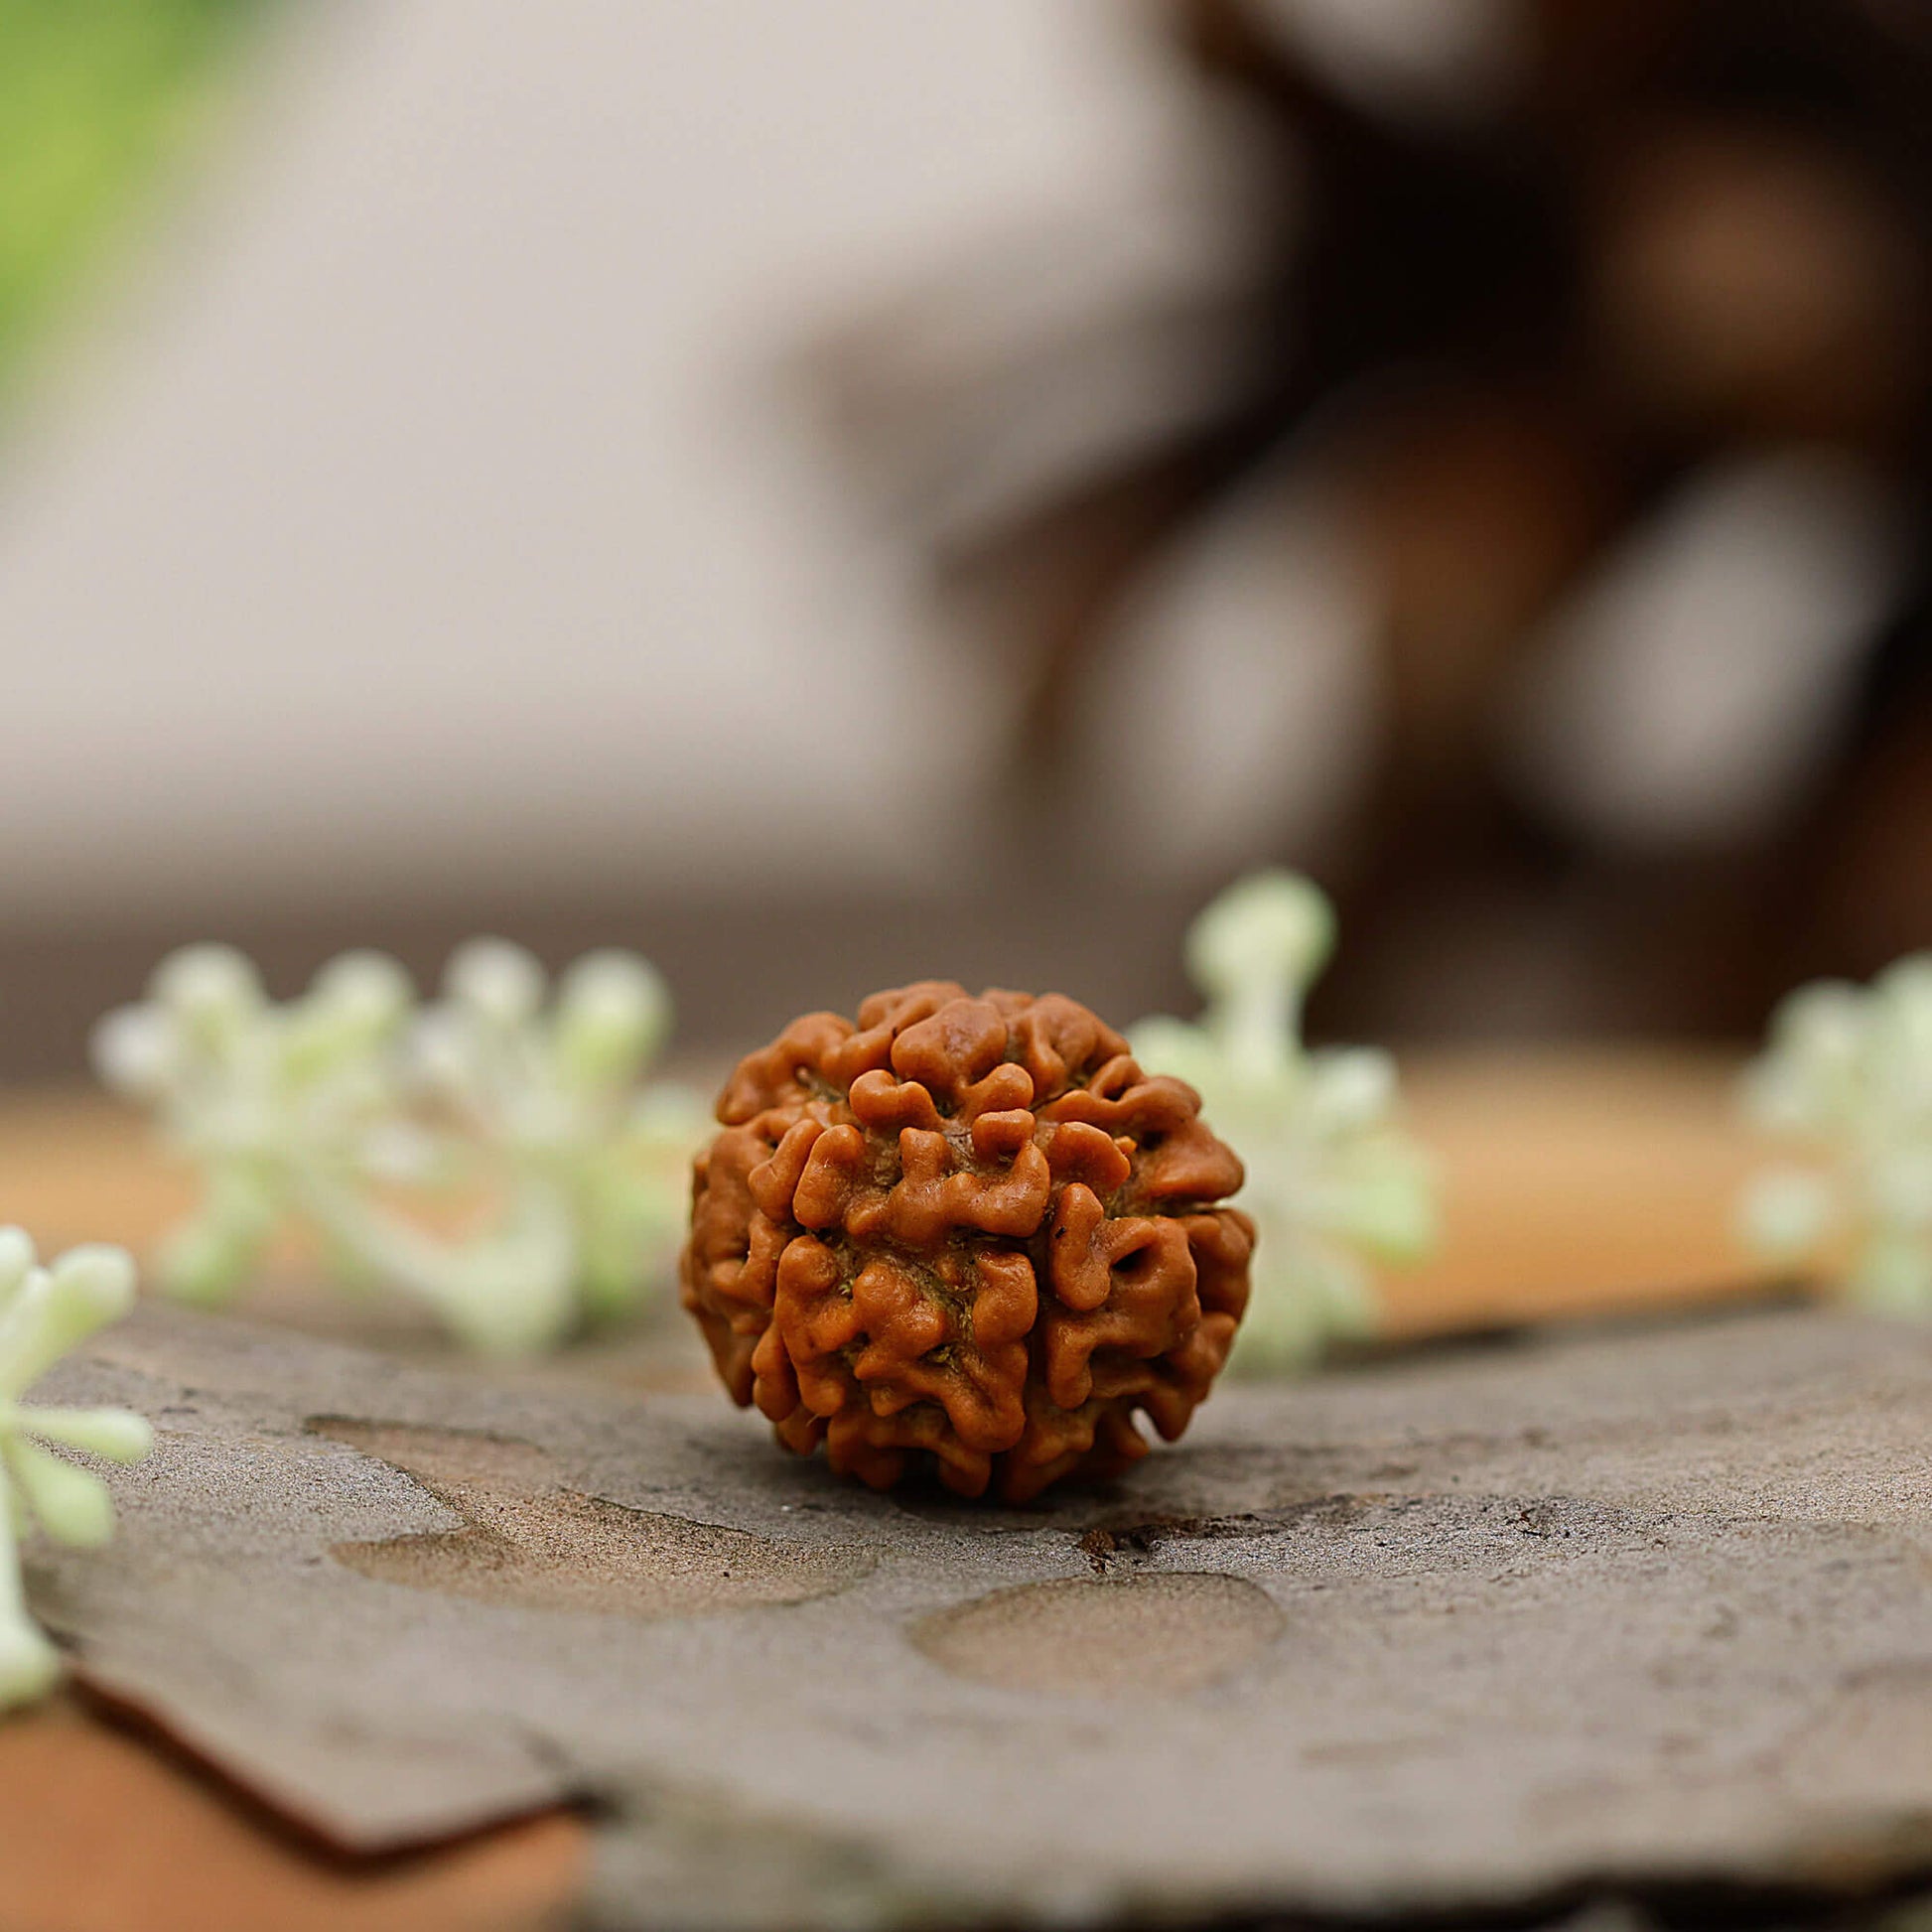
xmin=445 ymin=938 xmax=547 ymax=1032
xmin=90 ymin=1006 xmax=183 ymax=1102
xmin=0 ymin=1231 xmax=152 ymax=1712
xmin=1738 ymin=1168 xmax=1835 ymax=1258
xmin=553 ymin=950 xmax=670 ymax=1089
xmin=150 ymin=944 xmax=264 ymax=1040
xmin=1131 ymin=872 xmax=1437 ymax=1372
xmin=307 ymin=950 xmax=416 ymax=1039
xmin=1739 ymin=954 xmax=1932 ymax=1315
xmin=95 ymin=940 xmax=702 ymax=1354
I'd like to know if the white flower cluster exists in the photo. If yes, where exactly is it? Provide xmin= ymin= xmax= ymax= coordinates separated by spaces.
xmin=0 ymin=1231 xmax=152 ymax=1711
xmin=1130 ymin=872 xmax=1436 ymax=1371
xmin=1740 ymin=956 xmax=1932 ymax=1313
xmin=92 ymin=940 xmax=705 ymax=1355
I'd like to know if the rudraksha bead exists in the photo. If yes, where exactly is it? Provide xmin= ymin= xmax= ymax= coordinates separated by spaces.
xmin=682 ymin=982 xmax=1253 ymax=1501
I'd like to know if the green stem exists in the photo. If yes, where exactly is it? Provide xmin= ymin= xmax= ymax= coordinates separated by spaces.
xmin=1218 ymin=984 xmax=1301 ymax=1084
xmin=292 ymin=1173 xmax=581 ymax=1354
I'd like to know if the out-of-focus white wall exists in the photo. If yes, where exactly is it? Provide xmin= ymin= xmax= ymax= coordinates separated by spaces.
xmin=0 ymin=0 xmax=1191 ymax=926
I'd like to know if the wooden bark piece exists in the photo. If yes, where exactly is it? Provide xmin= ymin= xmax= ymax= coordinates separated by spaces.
xmin=31 ymin=1303 xmax=1932 ymax=1929
xmin=0 ymin=1695 xmax=582 ymax=1932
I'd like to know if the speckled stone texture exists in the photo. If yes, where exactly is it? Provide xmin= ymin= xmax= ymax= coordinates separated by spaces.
xmin=31 ymin=1301 xmax=1932 ymax=1931
xmin=682 ymin=982 xmax=1253 ymax=1499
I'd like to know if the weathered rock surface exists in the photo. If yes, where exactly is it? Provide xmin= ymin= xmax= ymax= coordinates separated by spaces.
xmin=31 ymin=1302 xmax=1932 ymax=1929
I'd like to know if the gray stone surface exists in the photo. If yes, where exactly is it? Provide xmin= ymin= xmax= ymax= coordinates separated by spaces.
xmin=31 ymin=1302 xmax=1932 ymax=1929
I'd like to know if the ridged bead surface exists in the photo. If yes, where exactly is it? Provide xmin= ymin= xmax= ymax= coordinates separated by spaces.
xmin=682 ymin=982 xmax=1253 ymax=1501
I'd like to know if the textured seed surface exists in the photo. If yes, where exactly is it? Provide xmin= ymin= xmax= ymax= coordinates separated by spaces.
xmin=682 ymin=982 xmax=1253 ymax=1500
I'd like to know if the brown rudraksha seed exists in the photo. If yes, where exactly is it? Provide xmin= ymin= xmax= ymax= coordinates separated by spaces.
xmin=681 ymin=982 xmax=1254 ymax=1501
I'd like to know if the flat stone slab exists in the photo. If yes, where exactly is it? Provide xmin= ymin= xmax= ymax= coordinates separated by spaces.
xmin=32 ymin=1302 xmax=1932 ymax=1929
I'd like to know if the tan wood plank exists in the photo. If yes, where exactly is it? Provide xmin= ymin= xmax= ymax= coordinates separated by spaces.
xmin=0 ymin=1697 xmax=585 ymax=1932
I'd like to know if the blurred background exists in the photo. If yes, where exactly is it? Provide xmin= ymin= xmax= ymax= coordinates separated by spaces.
xmin=2 ymin=0 xmax=1931 ymax=1078
xmin=9 ymin=14 xmax=1932 ymax=1915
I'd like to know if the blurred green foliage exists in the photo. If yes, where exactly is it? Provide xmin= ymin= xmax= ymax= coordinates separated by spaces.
xmin=0 ymin=0 xmax=267 ymax=399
